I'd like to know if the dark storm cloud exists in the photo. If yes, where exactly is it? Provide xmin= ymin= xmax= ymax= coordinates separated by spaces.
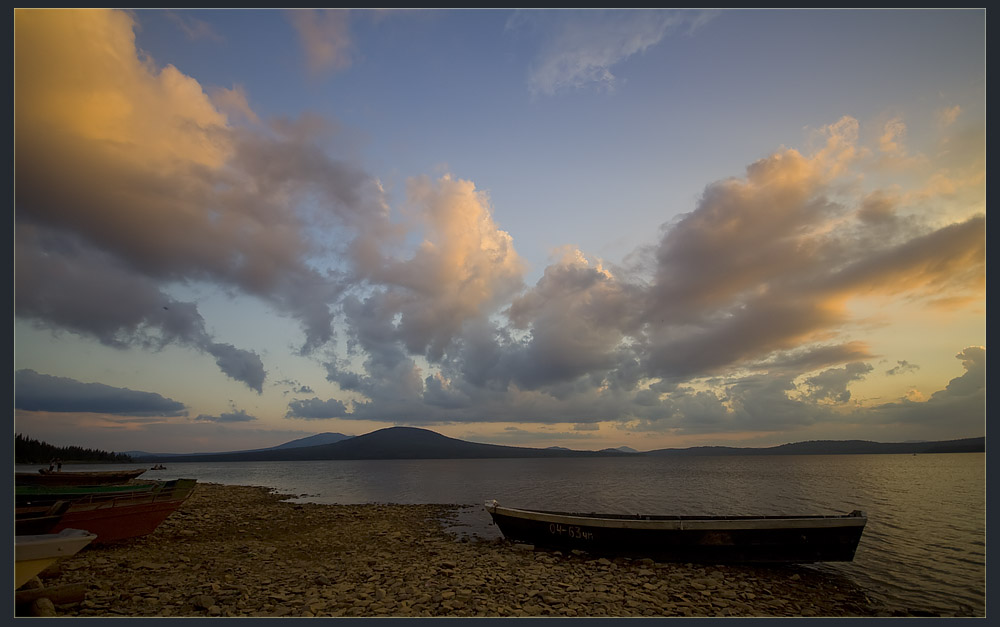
xmin=642 ymin=297 xmax=845 ymax=381
xmin=754 ymin=343 xmax=876 ymax=374
xmin=207 ymin=343 xmax=266 ymax=394
xmin=505 ymin=253 xmax=642 ymax=389
xmin=15 ymin=369 xmax=187 ymax=416
xmin=286 ymin=397 xmax=350 ymax=419
xmin=802 ymin=362 xmax=874 ymax=403
xmin=16 ymin=225 xmax=266 ymax=392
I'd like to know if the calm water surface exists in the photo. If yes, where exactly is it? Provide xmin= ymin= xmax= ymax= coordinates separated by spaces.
xmin=19 ymin=453 xmax=984 ymax=617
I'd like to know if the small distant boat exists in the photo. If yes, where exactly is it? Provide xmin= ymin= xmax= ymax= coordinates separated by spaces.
xmin=15 ymin=468 xmax=148 ymax=487
xmin=16 ymin=479 xmax=197 ymax=544
xmin=15 ymin=528 xmax=97 ymax=589
xmin=485 ymin=500 xmax=867 ymax=564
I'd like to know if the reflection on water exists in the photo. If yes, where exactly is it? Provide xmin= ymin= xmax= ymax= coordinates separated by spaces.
xmin=19 ymin=452 xmax=983 ymax=617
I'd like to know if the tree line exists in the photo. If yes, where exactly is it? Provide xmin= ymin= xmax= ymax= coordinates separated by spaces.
xmin=15 ymin=433 xmax=133 ymax=464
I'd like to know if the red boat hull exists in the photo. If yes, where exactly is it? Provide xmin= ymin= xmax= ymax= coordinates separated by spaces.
xmin=49 ymin=498 xmax=188 ymax=543
xmin=16 ymin=479 xmax=196 ymax=544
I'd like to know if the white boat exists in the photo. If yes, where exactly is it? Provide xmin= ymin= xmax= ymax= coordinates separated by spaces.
xmin=15 ymin=528 xmax=97 ymax=589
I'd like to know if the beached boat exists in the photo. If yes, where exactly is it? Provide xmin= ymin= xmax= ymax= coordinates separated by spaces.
xmin=15 ymin=501 xmax=72 ymax=536
xmin=15 ymin=528 xmax=97 ymax=589
xmin=485 ymin=500 xmax=867 ymax=564
xmin=16 ymin=479 xmax=197 ymax=544
xmin=16 ymin=481 xmax=159 ymax=508
xmin=15 ymin=468 xmax=148 ymax=487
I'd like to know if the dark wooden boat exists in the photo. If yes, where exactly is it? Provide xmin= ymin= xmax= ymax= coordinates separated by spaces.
xmin=15 ymin=501 xmax=72 ymax=536
xmin=16 ymin=479 xmax=197 ymax=544
xmin=15 ymin=468 xmax=148 ymax=487
xmin=485 ymin=500 xmax=867 ymax=564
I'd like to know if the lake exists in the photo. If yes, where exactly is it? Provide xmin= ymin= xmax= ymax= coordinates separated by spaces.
xmin=17 ymin=452 xmax=985 ymax=617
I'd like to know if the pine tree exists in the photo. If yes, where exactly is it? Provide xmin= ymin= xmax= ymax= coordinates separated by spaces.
xmin=14 ymin=434 xmax=133 ymax=464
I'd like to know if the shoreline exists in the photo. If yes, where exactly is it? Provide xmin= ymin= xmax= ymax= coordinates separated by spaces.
xmin=26 ymin=482 xmax=901 ymax=618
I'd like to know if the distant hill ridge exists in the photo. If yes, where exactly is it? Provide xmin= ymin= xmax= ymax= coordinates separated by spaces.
xmin=125 ymin=432 xmax=352 ymax=458
xmin=135 ymin=427 xmax=636 ymax=463
xmin=131 ymin=428 xmax=984 ymax=463
xmin=645 ymin=437 xmax=985 ymax=456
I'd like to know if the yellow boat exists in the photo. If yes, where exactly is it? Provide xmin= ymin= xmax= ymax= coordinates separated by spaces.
xmin=14 ymin=528 xmax=96 ymax=589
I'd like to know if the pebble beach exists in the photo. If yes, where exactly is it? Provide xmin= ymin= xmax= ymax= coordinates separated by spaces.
xmin=24 ymin=482 xmax=899 ymax=618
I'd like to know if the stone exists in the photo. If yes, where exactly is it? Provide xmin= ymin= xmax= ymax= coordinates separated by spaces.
xmin=31 ymin=598 xmax=58 ymax=617
xmin=31 ymin=483 xmax=887 ymax=619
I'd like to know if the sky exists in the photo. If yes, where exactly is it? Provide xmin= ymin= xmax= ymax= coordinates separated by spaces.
xmin=14 ymin=9 xmax=985 ymax=454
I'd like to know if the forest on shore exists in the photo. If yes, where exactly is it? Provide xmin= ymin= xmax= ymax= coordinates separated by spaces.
xmin=15 ymin=434 xmax=133 ymax=465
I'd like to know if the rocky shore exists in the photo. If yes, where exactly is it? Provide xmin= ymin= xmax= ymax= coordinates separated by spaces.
xmin=27 ymin=482 xmax=894 ymax=618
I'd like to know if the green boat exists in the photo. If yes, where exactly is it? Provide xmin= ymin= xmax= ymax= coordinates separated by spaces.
xmin=15 ymin=481 xmax=160 ymax=508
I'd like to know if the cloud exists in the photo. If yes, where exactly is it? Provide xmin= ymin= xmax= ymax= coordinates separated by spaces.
xmin=14 ymin=10 xmax=984 ymax=444
xmin=504 ymin=248 xmax=641 ymax=389
xmin=209 ymin=85 xmax=260 ymax=125
xmin=194 ymin=409 xmax=257 ymax=423
xmin=878 ymin=116 xmax=907 ymax=156
xmin=208 ymin=343 xmax=266 ymax=393
xmin=15 ymin=369 xmax=187 ymax=416
xmin=286 ymin=397 xmax=350 ymax=420
xmin=526 ymin=10 xmax=715 ymax=96
xmin=857 ymin=189 xmax=901 ymax=225
xmin=15 ymin=9 xmax=382 ymax=387
xmin=801 ymin=362 xmax=874 ymax=403
xmin=288 ymin=9 xmax=355 ymax=75
xmin=867 ymin=347 xmax=984 ymax=429
xmin=937 ymin=105 xmax=962 ymax=127
xmin=15 ymin=226 xmax=267 ymax=392
xmin=820 ymin=215 xmax=984 ymax=302
xmin=635 ymin=117 xmax=983 ymax=384
xmin=333 ymin=174 xmax=526 ymax=376
xmin=886 ymin=360 xmax=919 ymax=376
xmin=320 ymin=114 xmax=981 ymax=439
xmin=753 ymin=342 xmax=875 ymax=374
xmin=166 ymin=11 xmax=224 ymax=42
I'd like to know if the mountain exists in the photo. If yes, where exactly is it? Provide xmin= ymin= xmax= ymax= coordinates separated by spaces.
xmin=646 ymin=437 xmax=985 ymax=457
xmin=270 ymin=432 xmax=352 ymax=449
xmin=136 ymin=427 xmax=636 ymax=463
xmin=128 ymin=432 xmax=353 ymax=458
xmin=608 ymin=446 xmax=639 ymax=454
